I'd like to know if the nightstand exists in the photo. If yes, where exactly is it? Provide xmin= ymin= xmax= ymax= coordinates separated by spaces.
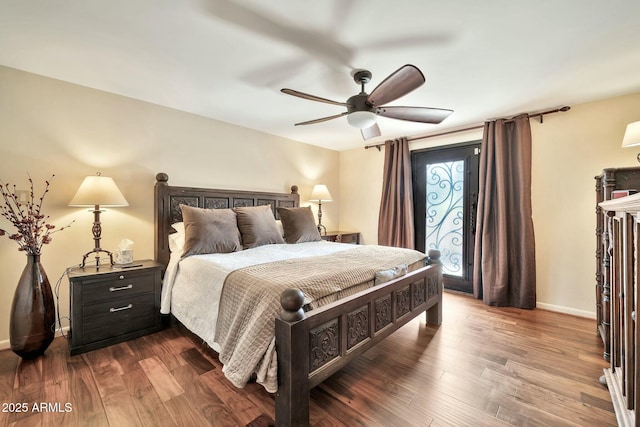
xmin=321 ymin=231 xmax=360 ymax=244
xmin=68 ymin=259 xmax=163 ymax=355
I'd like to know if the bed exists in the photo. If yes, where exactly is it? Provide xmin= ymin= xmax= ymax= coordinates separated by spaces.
xmin=153 ymin=173 xmax=443 ymax=426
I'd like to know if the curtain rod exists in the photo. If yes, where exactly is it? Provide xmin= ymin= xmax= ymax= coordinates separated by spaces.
xmin=364 ymin=105 xmax=571 ymax=151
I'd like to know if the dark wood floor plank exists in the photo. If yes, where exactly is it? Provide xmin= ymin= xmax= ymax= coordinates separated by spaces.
xmin=244 ymin=389 xmax=277 ymax=423
xmin=41 ymin=338 xmax=69 ymax=387
xmin=171 ymin=363 xmax=240 ymax=426
xmin=138 ymin=333 xmax=186 ymax=372
xmin=0 ymin=350 xmax=18 ymax=425
xmin=121 ymin=367 xmax=175 ymax=427
xmin=66 ymin=355 xmax=109 ymax=426
xmin=6 ymin=411 xmax=41 ymax=427
xmin=12 ymin=358 xmax=41 ymax=391
xmin=41 ymin=379 xmax=75 ymax=427
xmin=8 ymin=359 xmax=43 ymax=425
xmin=137 ymin=356 xmax=184 ymax=403
xmin=180 ymin=347 xmax=215 ymax=375
xmin=108 ymin=341 xmax=141 ymax=374
xmin=200 ymin=369 xmax=265 ymax=425
xmin=163 ymin=393 xmax=212 ymax=427
xmin=83 ymin=347 xmax=141 ymax=426
xmin=310 ymin=385 xmax=372 ymax=427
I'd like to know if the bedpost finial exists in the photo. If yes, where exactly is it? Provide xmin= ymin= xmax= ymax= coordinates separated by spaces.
xmin=280 ymin=288 xmax=305 ymax=322
xmin=156 ymin=173 xmax=169 ymax=186
xmin=290 ymin=185 xmax=299 ymax=195
xmin=427 ymin=249 xmax=441 ymax=265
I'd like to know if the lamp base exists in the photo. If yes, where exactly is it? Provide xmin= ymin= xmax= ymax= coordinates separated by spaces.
xmin=317 ymin=224 xmax=327 ymax=236
xmin=81 ymin=248 xmax=114 ymax=269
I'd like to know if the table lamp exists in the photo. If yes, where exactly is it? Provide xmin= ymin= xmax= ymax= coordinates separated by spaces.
xmin=69 ymin=173 xmax=128 ymax=268
xmin=309 ymin=184 xmax=332 ymax=235
xmin=622 ymin=121 xmax=640 ymax=162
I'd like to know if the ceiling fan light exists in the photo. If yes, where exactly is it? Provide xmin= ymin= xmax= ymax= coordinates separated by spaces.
xmin=347 ymin=111 xmax=377 ymax=129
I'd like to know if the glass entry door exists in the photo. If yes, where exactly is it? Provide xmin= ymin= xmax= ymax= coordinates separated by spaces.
xmin=412 ymin=142 xmax=480 ymax=293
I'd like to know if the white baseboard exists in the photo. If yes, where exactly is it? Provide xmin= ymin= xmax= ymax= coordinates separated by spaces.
xmin=537 ymin=302 xmax=596 ymax=319
xmin=0 ymin=327 xmax=70 ymax=352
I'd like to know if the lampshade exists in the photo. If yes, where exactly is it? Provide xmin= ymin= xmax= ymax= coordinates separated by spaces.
xmin=622 ymin=121 xmax=640 ymax=148
xmin=309 ymin=184 xmax=333 ymax=202
xmin=346 ymin=111 xmax=377 ymax=129
xmin=69 ymin=174 xmax=129 ymax=207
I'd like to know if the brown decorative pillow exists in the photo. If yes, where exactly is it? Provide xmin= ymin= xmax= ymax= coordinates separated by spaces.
xmin=235 ymin=205 xmax=285 ymax=249
xmin=277 ymin=206 xmax=322 ymax=244
xmin=180 ymin=205 xmax=241 ymax=257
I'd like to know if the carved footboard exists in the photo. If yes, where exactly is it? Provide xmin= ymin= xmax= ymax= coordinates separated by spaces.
xmin=275 ymin=251 xmax=443 ymax=426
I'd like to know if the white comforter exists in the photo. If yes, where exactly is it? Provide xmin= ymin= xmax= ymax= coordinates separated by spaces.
xmin=161 ymin=241 xmax=356 ymax=354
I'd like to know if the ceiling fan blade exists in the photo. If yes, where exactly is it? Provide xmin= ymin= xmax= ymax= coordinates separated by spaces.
xmin=367 ymin=64 xmax=425 ymax=107
xmin=361 ymin=123 xmax=381 ymax=140
xmin=377 ymin=106 xmax=453 ymax=124
xmin=281 ymin=88 xmax=348 ymax=107
xmin=295 ymin=112 xmax=348 ymax=126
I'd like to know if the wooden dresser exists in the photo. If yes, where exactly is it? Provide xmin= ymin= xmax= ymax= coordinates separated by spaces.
xmin=599 ymin=193 xmax=640 ymax=426
xmin=596 ymin=167 xmax=640 ymax=361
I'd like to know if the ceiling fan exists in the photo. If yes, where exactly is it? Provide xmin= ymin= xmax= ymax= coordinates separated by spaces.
xmin=281 ymin=64 xmax=453 ymax=140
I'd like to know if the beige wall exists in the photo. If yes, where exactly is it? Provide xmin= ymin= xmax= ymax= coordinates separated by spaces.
xmin=0 ymin=66 xmax=340 ymax=346
xmin=340 ymin=92 xmax=640 ymax=318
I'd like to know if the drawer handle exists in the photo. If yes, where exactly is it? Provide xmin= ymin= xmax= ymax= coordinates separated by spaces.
xmin=110 ymin=304 xmax=133 ymax=313
xmin=109 ymin=284 xmax=133 ymax=292
xmin=118 ymin=275 xmax=125 ymax=280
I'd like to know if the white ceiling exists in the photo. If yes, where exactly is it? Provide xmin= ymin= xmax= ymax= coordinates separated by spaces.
xmin=1 ymin=0 xmax=640 ymax=151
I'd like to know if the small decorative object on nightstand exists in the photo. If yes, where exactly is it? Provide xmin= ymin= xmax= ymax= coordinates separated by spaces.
xmin=321 ymin=231 xmax=360 ymax=244
xmin=68 ymin=259 xmax=163 ymax=355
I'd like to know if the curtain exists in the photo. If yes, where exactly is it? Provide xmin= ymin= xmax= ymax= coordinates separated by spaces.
xmin=378 ymin=137 xmax=415 ymax=249
xmin=473 ymin=115 xmax=536 ymax=308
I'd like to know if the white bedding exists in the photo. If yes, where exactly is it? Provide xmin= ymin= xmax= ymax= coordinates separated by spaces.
xmin=161 ymin=241 xmax=356 ymax=353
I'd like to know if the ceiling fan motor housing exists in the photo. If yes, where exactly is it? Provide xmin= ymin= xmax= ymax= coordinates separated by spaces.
xmin=346 ymin=93 xmax=375 ymax=114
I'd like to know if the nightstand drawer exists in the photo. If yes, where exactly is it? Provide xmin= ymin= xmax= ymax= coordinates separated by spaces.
xmin=81 ymin=293 xmax=156 ymax=344
xmin=81 ymin=272 xmax=155 ymax=303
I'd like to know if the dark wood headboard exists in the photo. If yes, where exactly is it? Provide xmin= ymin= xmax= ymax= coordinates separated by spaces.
xmin=154 ymin=172 xmax=300 ymax=267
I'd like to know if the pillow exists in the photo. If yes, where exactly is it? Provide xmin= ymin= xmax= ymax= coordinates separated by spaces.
xmin=277 ymin=206 xmax=321 ymax=244
xmin=235 ymin=205 xmax=284 ymax=249
xmin=168 ymin=233 xmax=184 ymax=254
xmin=171 ymin=222 xmax=185 ymax=235
xmin=180 ymin=205 xmax=241 ymax=257
xmin=374 ymin=264 xmax=408 ymax=285
xmin=168 ymin=222 xmax=185 ymax=253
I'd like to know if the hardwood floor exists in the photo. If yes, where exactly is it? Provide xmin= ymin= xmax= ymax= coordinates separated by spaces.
xmin=0 ymin=292 xmax=614 ymax=426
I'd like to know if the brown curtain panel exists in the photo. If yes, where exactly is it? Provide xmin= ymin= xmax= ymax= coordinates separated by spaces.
xmin=473 ymin=115 xmax=536 ymax=308
xmin=378 ymin=137 xmax=415 ymax=249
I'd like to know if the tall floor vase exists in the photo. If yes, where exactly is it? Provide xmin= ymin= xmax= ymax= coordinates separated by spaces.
xmin=10 ymin=254 xmax=55 ymax=359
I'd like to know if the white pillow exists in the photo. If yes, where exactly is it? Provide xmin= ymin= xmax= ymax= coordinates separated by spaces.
xmin=169 ymin=222 xmax=185 ymax=253
xmin=275 ymin=220 xmax=284 ymax=237
xmin=374 ymin=264 xmax=408 ymax=285
xmin=171 ymin=222 xmax=185 ymax=234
